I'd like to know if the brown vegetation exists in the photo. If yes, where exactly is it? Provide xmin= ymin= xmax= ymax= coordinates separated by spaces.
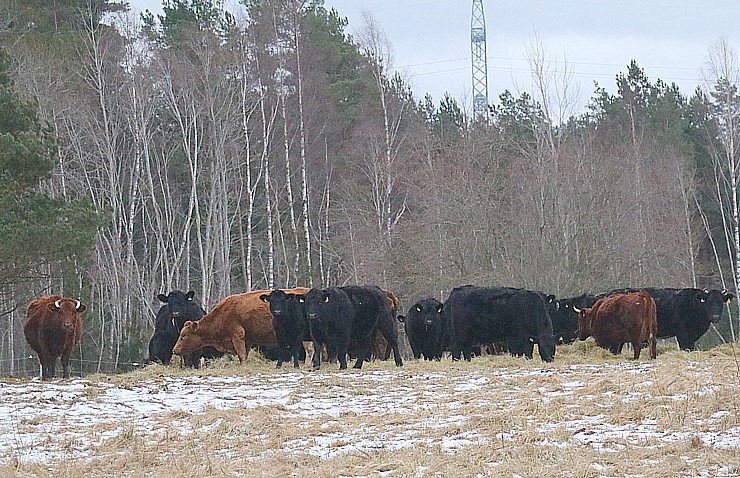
xmin=1 ymin=344 xmax=738 ymax=477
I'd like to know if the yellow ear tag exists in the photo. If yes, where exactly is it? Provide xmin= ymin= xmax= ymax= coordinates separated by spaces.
xmin=299 ymin=298 xmax=304 ymax=303
xmin=324 ymin=296 xmax=330 ymax=303
xmin=415 ymin=306 xmax=421 ymax=312
xmin=700 ymin=298 xmax=706 ymax=303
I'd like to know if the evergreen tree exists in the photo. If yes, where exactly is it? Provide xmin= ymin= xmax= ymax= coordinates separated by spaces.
xmin=0 ymin=48 xmax=101 ymax=288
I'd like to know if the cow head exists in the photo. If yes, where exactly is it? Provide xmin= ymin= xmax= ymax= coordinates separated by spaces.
xmin=157 ymin=290 xmax=196 ymax=329
xmin=573 ymin=306 xmax=593 ymax=340
xmin=303 ymin=290 xmax=330 ymax=323
xmin=698 ymin=288 xmax=734 ymax=323
xmin=47 ymin=298 xmax=85 ymax=333
xmin=409 ymin=298 xmax=444 ymax=332
xmin=537 ymin=333 xmax=557 ymax=363
xmin=172 ymin=320 xmax=202 ymax=356
xmin=260 ymin=289 xmax=301 ymax=319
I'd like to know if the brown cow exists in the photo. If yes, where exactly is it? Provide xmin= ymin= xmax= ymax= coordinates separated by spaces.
xmin=576 ymin=291 xmax=657 ymax=360
xmin=172 ymin=287 xmax=310 ymax=363
xmin=23 ymin=295 xmax=86 ymax=380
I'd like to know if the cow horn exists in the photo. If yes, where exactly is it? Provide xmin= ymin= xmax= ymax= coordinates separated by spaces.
xmin=54 ymin=299 xmax=62 ymax=309
xmin=75 ymin=300 xmax=81 ymax=311
xmin=572 ymin=306 xmax=581 ymax=313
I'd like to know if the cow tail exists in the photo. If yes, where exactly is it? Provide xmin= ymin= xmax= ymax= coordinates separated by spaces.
xmin=647 ymin=296 xmax=657 ymax=359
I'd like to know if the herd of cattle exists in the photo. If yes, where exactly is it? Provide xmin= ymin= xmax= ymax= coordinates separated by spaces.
xmin=20 ymin=284 xmax=734 ymax=379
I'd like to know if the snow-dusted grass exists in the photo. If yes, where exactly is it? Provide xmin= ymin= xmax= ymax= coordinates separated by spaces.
xmin=1 ymin=342 xmax=738 ymax=477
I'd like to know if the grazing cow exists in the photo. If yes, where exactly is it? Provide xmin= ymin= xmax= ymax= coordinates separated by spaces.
xmin=397 ymin=297 xmax=446 ymax=360
xmin=148 ymin=290 xmax=220 ymax=367
xmin=341 ymin=285 xmax=403 ymax=368
xmin=259 ymin=289 xmax=311 ymax=368
xmin=444 ymin=285 xmax=556 ymax=362
xmin=172 ymin=287 xmax=309 ymax=362
xmin=23 ymin=295 xmax=85 ymax=380
xmin=302 ymin=287 xmax=355 ymax=370
xmin=576 ymin=291 xmax=657 ymax=360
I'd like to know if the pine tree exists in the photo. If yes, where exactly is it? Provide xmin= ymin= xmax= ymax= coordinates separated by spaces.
xmin=0 ymin=48 xmax=101 ymax=288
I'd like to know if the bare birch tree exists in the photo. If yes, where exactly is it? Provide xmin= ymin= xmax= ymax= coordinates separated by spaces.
xmin=701 ymin=37 xmax=740 ymax=342
xmin=355 ymin=11 xmax=409 ymax=285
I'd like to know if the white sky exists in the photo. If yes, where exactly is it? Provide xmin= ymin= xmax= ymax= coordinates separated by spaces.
xmin=126 ymin=0 xmax=740 ymax=115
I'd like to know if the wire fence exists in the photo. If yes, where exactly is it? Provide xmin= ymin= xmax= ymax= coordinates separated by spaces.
xmin=0 ymin=356 xmax=147 ymax=379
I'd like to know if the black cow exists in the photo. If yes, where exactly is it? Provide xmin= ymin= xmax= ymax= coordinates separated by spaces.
xmin=599 ymin=287 xmax=734 ymax=351
xmin=549 ymin=293 xmax=598 ymax=344
xmin=341 ymin=285 xmax=403 ymax=368
xmin=397 ymin=297 xmax=446 ymax=360
xmin=259 ymin=289 xmax=310 ymax=368
xmin=302 ymin=287 xmax=355 ymax=370
xmin=148 ymin=290 xmax=220 ymax=367
xmin=444 ymin=285 xmax=556 ymax=362
xmin=632 ymin=288 xmax=732 ymax=350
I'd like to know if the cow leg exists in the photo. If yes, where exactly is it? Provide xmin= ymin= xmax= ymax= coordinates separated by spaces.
xmin=337 ymin=343 xmax=349 ymax=370
xmin=292 ymin=347 xmax=301 ymax=368
xmin=60 ymin=350 xmax=74 ymax=379
xmin=461 ymin=342 xmax=473 ymax=362
xmin=311 ymin=340 xmax=322 ymax=371
xmin=352 ymin=334 xmax=373 ymax=369
xmin=631 ymin=339 xmax=642 ymax=360
xmin=40 ymin=357 xmax=53 ymax=380
xmin=389 ymin=337 xmax=403 ymax=367
xmin=302 ymin=340 xmax=314 ymax=367
xmin=231 ymin=328 xmax=249 ymax=363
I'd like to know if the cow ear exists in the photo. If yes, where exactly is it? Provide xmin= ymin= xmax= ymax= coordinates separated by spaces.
xmin=186 ymin=291 xmax=195 ymax=300
xmin=397 ymin=315 xmax=405 ymax=323
xmin=184 ymin=321 xmax=197 ymax=331
xmin=47 ymin=302 xmax=57 ymax=312
xmin=76 ymin=303 xmax=87 ymax=313
xmin=259 ymin=294 xmax=270 ymax=303
xmin=157 ymin=294 xmax=168 ymax=303
xmin=437 ymin=305 xmax=444 ymax=314
xmin=296 ymin=294 xmax=306 ymax=303
xmin=415 ymin=305 xmax=422 ymax=312
xmin=324 ymin=295 xmax=330 ymax=303
xmin=546 ymin=294 xmax=556 ymax=303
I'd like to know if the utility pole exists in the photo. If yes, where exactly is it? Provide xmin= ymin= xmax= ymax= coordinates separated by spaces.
xmin=471 ymin=0 xmax=489 ymax=120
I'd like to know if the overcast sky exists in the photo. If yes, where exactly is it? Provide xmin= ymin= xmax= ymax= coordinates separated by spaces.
xmin=127 ymin=0 xmax=740 ymax=114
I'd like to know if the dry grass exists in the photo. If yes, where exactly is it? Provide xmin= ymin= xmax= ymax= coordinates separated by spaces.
xmin=1 ymin=342 xmax=738 ymax=478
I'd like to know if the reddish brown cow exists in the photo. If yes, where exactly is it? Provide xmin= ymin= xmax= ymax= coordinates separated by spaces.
xmin=577 ymin=291 xmax=657 ymax=360
xmin=172 ymin=287 xmax=310 ymax=363
xmin=23 ymin=295 xmax=86 ymax=380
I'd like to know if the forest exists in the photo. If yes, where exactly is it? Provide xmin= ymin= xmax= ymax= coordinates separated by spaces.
xmin=0 ymin=0 xmax=739 ymax=375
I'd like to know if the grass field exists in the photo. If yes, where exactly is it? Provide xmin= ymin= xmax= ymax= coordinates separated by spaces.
xmin=1 ymin=341 xmax=739 ymax=478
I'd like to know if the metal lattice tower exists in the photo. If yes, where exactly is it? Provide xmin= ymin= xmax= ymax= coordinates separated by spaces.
xmin=471 ymin=0 xmax=489 ymax=119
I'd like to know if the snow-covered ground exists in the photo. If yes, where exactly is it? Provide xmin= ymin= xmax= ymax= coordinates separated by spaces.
xmin=1 ymin=356 xmax=738 ymax=477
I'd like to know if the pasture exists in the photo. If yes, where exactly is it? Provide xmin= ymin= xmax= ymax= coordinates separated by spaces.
xmin=2 ymin=342 xmax=739 ymax=478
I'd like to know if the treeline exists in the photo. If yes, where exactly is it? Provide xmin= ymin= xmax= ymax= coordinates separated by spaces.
xmin=0 ymin=0 xmax=738 ymax=375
